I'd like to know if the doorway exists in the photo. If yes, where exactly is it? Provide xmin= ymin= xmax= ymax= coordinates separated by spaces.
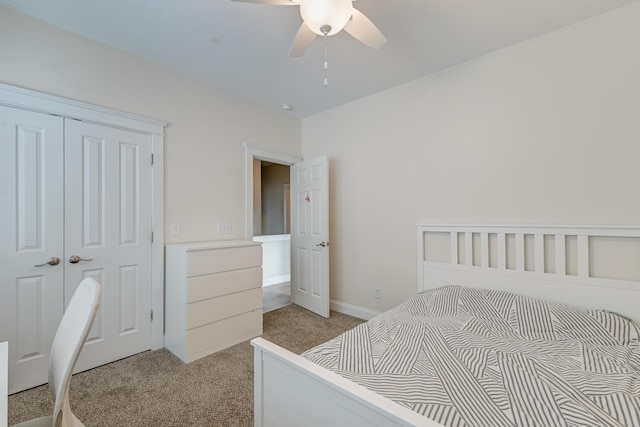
xmin=244 ymin=145 xmax=301 ymax=313
xmin=245 ymin=144 xmax=330 ymax=318
xmin=253 ymin=161 xmax=292 ymax=312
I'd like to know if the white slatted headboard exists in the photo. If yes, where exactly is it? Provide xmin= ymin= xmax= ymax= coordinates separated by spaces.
xmin=417 ymin=225 xmax=640 ymax=324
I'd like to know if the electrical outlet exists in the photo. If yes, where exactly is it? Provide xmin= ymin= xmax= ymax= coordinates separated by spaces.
xmin=374 ymin=287 xmax=382 ymax=299
xmin=217 ymin=222 xmax=232 ymax=234
xmin=170 ymin=223 xmax=180 ymax=236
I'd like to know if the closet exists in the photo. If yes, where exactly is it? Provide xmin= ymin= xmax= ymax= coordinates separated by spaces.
xmin=0 ymin=85 xmax=165 ymax=393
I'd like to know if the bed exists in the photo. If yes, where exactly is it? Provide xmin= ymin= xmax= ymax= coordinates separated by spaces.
xmin=251 ymin=224 xmax=640 ymax=427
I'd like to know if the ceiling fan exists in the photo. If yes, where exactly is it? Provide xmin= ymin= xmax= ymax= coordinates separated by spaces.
xmin=231 ymin=0 xmax=387 ymax=57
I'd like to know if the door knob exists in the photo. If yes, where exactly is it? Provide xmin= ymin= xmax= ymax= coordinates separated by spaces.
xmin=68 ymin=255 xmax=93 ymax=264
xmin=315 ymin=242 xmax=328 ymax=247
xmin=34 ymin=256 xmax=61 ymax=267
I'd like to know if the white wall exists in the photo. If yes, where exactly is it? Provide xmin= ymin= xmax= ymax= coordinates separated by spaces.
xmin=261 ymin=163 xmax=290 ymax=235
xmin=253 ymin=159 xmax=263 ymax=236
xmin=0 ymin=7 xmax=301 ymax=244
xmin=302 ymin=3 xmax=640 ymax=313
xmin=253 ymin=235 xmax=291 ymax=286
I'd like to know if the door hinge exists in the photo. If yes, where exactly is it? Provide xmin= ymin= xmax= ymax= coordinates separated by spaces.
xmin=150 ymin=309 xmax=154 ymax=321
xmin=150 ymin=153 xmax=154 ymax=165
xmin=151 ymin=231 xmax=154 ymax=243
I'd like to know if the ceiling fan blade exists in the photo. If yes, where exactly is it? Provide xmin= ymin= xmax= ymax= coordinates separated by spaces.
xmin=289 ymin=23 xmax=317 ymax=57
xmin=231 ymin=0 xmax=297 ymax=5
xmin=343 ymin=8 xmax=387 ymax=50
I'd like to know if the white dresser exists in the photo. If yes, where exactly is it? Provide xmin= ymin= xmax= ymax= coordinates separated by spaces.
xmin=165 ymin=240 xmax=263 ymax=363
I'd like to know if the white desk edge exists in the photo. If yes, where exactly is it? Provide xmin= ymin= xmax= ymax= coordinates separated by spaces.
xmin=0 ymin=341 xmax=7 ymax=427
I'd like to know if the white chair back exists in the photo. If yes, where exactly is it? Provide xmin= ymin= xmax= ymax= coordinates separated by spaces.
xmin=49 ymin=277 xmax=101 ymax=427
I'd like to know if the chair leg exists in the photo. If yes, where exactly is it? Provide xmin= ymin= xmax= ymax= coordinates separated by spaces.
xmin=56 ymin=399 xmax=85 ymax=427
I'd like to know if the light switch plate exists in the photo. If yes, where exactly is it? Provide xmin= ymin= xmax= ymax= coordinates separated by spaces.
xmin=170 ymin=223 xmax=180 ymax=236
xmin=217 ymin=223 xmax=232 ymax=234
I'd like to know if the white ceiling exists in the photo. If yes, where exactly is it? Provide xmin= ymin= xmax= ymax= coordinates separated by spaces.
xmin=2 ymin=0 xmax=637 ymax=117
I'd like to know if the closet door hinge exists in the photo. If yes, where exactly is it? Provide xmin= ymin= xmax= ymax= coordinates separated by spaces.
xmin=150 ymin=309 xmax=154 ymax=321
xmin=151 ymin=153 xmax=154 ymax=165
xmin=151 ymin=231 xmax=154 ymax=243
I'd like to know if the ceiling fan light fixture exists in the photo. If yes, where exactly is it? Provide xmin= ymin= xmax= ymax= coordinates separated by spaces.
xmin=300 ymin=0 xmax=353 ymax=36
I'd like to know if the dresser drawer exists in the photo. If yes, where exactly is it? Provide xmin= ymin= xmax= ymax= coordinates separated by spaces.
xmin=186 ymin=267 xmax=262 ymax=303
xmin=187 ymin=287 xmax=262 ymax=329
xmin=186 ymin=245 xmax=262 ymax=277
xmin=186 ymin=310 xmax=263 ymax=361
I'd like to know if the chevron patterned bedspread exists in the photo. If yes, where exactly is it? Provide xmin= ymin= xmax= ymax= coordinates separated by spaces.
xmin=302 ymin=286 xmax=640 ymax=426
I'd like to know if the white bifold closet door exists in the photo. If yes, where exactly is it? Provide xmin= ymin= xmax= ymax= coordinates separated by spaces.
xmin=0 ymin=106 xmax=65 ymax=394
xmin=64 ymin=119 xmax=152 ymax=374
xmin=0 ymin=106 xmax=153 ymax=393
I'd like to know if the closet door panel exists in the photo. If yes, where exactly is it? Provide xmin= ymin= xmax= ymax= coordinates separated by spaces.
xmin=0 ymin=106 xmax=64 ymax=393
xmin=64 ymin=120 xmax=153 ymax=372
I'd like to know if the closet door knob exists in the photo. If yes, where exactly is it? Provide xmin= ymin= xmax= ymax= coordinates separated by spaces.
xmin=34 ymin=257 xmax=61 ymax=267
xmin=68 ymin=255 xmax=93 ymax=264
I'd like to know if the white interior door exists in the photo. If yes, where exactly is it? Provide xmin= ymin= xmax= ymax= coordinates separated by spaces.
xmin=0 ymin=111 xmax=153 ymax=393
xmin=0 ymin=106 xmax=65 ymax=393
xmin=64 ymin=120 xmax=153 ymax=371
xmin=290 ymin=155 xmax=330 ymax=318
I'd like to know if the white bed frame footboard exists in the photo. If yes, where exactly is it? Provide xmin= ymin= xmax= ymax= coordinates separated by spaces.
xmin=252 ymin=337 xmax=440 ymax=427
xmin=253 ymin=224 xmax=640 ymax=427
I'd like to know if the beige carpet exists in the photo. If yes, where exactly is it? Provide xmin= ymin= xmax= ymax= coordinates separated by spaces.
xmin=8 ymin=305 xmax=364 ymax=427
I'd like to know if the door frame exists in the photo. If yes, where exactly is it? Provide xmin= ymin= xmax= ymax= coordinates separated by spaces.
xmin=244 ymin=143 xmax=302 ymax=241
xmin=0 ymin=83 xmax=167 ymax=350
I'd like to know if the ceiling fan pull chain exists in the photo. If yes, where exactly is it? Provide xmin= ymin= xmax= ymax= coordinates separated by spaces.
xmin=323 ymin=32 xmax=329 ymax=87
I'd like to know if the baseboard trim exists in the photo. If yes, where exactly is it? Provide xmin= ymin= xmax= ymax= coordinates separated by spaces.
xmin=330 ymin=300 xmax=380 ymax=320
